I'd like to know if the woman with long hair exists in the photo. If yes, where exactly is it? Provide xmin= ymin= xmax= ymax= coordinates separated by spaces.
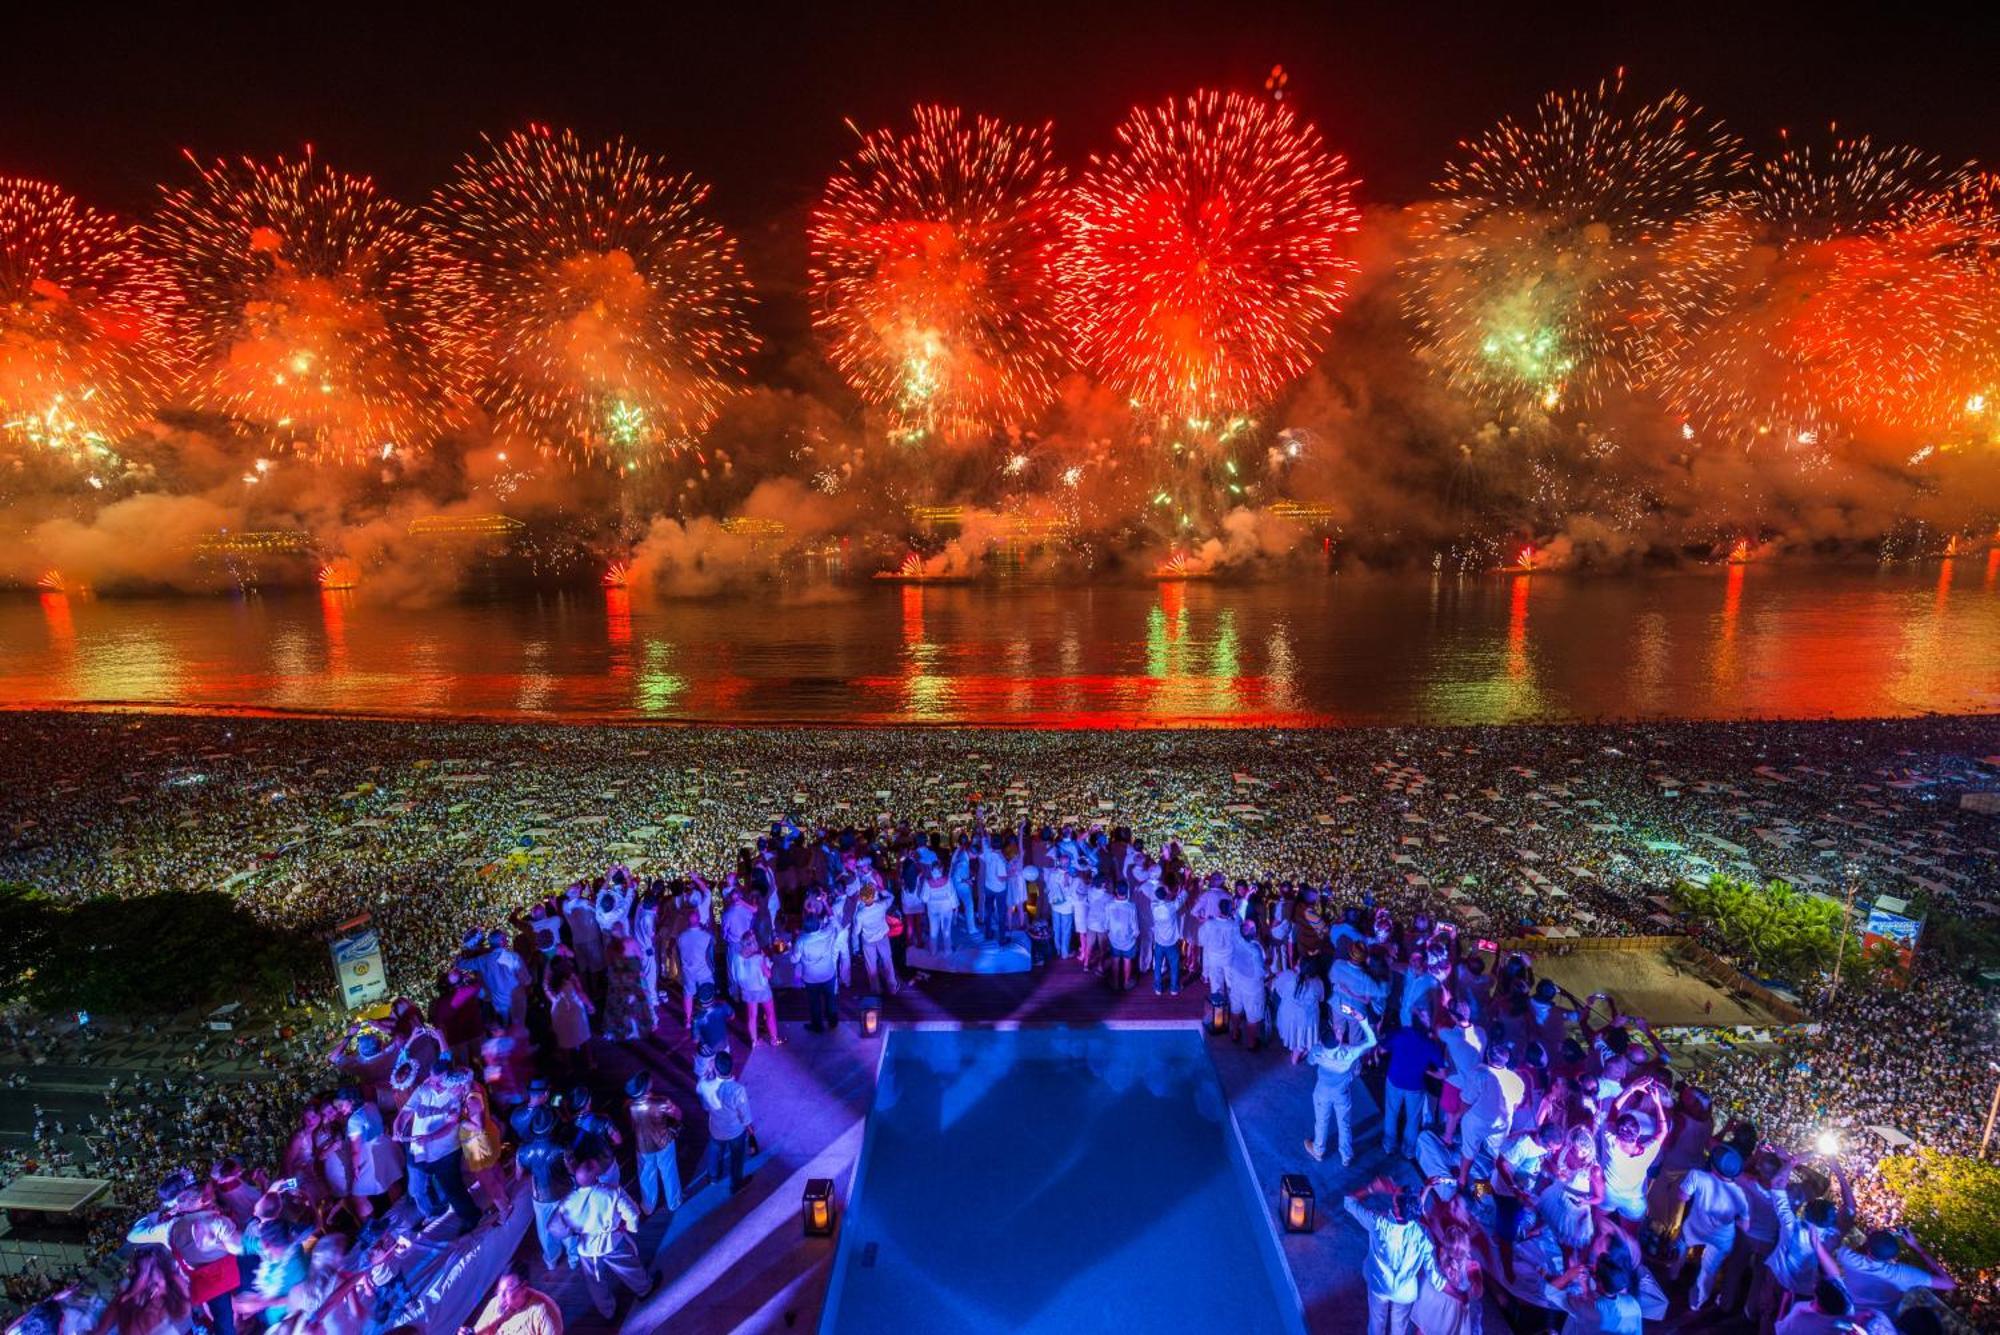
xmin=92 ymin=1247 xmax=189 ymax=1335
xmin=734 ymin=932 xmax=781 ymax=1050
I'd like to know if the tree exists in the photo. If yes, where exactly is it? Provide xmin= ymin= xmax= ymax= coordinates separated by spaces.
xmin=1670 ymin=874 xmax=1852 ymax=982
xmin=0 ymin=887 xmax=321 ymax=1016
xmin=1879 ymin=1149 xmax=2000 ymax=1276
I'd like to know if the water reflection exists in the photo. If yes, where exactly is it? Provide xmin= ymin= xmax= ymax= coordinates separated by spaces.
xmin=2 ymin=566 xmax=1996 ymax=724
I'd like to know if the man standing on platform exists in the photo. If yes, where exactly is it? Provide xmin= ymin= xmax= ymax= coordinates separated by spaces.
xmin=552 ymin=1158 xmax=651 ymax=1319
xmin=1346 ymin=1177 xmax=1433 ymax=1335
xmin=1305 ymin=1004 xmax=1377 ymax=1166
xmin=623 ymin=1072 xmax=684 ymax=1217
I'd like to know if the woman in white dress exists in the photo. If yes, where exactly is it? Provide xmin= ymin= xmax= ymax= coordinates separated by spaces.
xmin=734 ymin=933 xmax=781 ymax=1049
xmin=1275 ymin=957 xmax=1327 ymax=1062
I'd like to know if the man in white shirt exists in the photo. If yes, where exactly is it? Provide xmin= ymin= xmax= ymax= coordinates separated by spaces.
xmin=393 ymin=1054 xmax=483 ymax=1230
xmin=794 ymin=913 xmax=842 ymax=1033
xmin=553 ymin=1157 xmax=650 ymax=1318
xmin=467 ymin=1267 xmax=563 ymax=1335
xmin=1305 ymin=1005 xmax=1377 ymax=1166
xmin=1673 ymin=1146 xmax=1751 ymax=1311
xmin=1226 ymin=919 xmax=1269 ymax=1049
xmin=720 ymin=888 xmax=756 ymax=999
xmin=1345 ymin=1178 xmax=1434 ymax=1335
xmin=1196 ymin=897 xmax=1239 ymax=998
xmin=1150 ymin=883 xmax=1184 ymax=995
xmin=1104 ymin=886 xmax=1140 ymax=991
xmin=1457 ymin=1040 xmax=1524 ymax=1176
xmin=1597 ymin=1080 xmax=1669 ymax=1222
xmin=676 ymin=909 xmax=716 ymax=1030
xmin=1832 ymin=1227 xmax=1957 ymax=1316
xmin=853 ymin=884 xmax=897 ymax=994
xmin=698 ymin=1050 xmax=757 ymax=1194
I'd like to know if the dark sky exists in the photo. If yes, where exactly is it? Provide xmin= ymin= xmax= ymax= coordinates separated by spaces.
xmin=4 ymin=5 xmax=1988 ymax=545
xmin=6 ymin=3 xmax=1991 ymax=235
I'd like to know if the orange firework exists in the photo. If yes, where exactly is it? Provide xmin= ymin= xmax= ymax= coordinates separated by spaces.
xmin=151 ymin=149 xmax=458 ymax=463
xmin=1059 ymin=90 xmax=1361 ymax=419
xmin=1650 ymin=130 xmax=1983 ymax=446
xmin=1 ymin=178 xmax=177 ymax=468
xmin=809 ymin=106 xmax=1068 ymax=440
xmin=1404 ymin=73 xmax=1744 ymax=413
xmin=423 ymin=124 xmax=757 ymax=466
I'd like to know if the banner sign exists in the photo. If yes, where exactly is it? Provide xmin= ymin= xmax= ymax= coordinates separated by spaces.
xmin=329 ymin=917 xmax=389 ymax=1010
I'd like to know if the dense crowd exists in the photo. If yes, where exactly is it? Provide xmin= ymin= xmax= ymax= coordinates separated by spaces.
xmin=0 ymin=712 xmax=1992 ymax=1332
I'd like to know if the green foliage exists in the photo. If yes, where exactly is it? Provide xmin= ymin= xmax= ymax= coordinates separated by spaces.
xmin=1670 ymin=874 xmax=1853 ymax=982
xmin=1879 ymin=1150 xmax=2000 ymax=1276
xmin=0 ymin=884 xmax=319 ymax=1015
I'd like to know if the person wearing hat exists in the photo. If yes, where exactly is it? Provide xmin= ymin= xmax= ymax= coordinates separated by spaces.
xmin=624 ymin=1071 xmax=684 ymax=1216
xmin=696 ymin=1050 xmax=756 ymax=1195
xmin=514 ymin=1108 xmax=574 ymax=1271
xmin=551 ymin=1156 xmax=651 ymax=1318
xmin=1830 ymin=1226 xmax=1958 ymax=1319
xmin=508 ymin=1078 xmax=554 ymax=1143
xmin=1671 ymin=1144 xmax=1752 ymax=1311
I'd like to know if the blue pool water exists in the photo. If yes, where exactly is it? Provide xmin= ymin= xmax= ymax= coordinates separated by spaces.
xmin=820 ymin=1027 xmax=1307 ymax=1334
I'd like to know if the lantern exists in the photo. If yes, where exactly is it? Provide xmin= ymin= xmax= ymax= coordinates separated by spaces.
xmin=1280 ymin=1174 xmax=1315 ymax=1233
xmin=1207 ymin=991 xmax=1229 ymax=1034
xmin=803 ymin=1177 xmax=835 ymax=1237
xmin=861 ymin=995 xmax=882 ymax=1037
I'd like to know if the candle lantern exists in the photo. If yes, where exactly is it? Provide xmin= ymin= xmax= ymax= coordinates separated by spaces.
xmin=861 ymin=995 xmax=883 ymax=1037
xmin=1280 ymin=1173 xmax=1315 ymax=1233
xmin=803 ymin=1177 xmax=836 ymax=1236
xmin=1207 ymin=991 xmax=1229 ymax=1034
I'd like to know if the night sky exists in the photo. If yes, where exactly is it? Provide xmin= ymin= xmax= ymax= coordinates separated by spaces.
xmin=7 ymin=0 xmax=1993 ymax=355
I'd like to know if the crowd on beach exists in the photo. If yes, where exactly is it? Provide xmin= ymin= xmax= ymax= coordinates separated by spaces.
xmin=0 ymin=712 xmax=1992 ymax=1333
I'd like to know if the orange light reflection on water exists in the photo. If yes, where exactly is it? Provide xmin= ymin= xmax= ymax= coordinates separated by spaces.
xmin=39 ymin=592 xmax=74 ymax=654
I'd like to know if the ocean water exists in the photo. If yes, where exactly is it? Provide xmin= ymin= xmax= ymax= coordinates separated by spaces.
xmin=3 ymin=562 xmax=1997 ymax=725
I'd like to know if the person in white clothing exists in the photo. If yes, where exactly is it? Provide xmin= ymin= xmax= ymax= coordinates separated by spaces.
xmin=676 ymin=910 xmax=715 ymax=1030
xmin=921 ymin=863 xmax=957 ymax=952
xmin=1196 ymin=899 xmax=1239 ymax=1003
xmin=1306 ymin=1005 xmax=1377 ymax=1165
xmin=1149 ymin=883 xmax=1184 ymax=995
xmin=1457 ymin=1040 xmax=1524 ymax=1175
xmin=1346 ymin=1177 xmax=1435 ymax=1335
xmin=552 ymin=1157 xmax=651 ymax=1318
xmin=1226 ymin=917 xmax=1269 ymax=1049
xmin=853 ymin=884 xmax=897 ymax=994
xmin=1672 ymin=1146 xmax=1751 ymax=1311
xmin=1104 ymin=886 xmax=1140 ymax=991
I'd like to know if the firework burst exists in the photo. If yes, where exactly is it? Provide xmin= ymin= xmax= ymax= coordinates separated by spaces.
xmin=0 ymin=178 xmax=176 ymax=467
xmin=424 ymin=124 xmax=757 ymax=467
xmin=152 ymin=149 xmax=454 ymax=462
xmin=809 ymin=106 xmax=1067 ymax=440
xmin=1651 ymin=131 xmax=1982 ymax=446
xmin=1404 ymin=72 xmax=1744 ymax=413
xmin=1059 ymin=89 xmax=1361 ymax=419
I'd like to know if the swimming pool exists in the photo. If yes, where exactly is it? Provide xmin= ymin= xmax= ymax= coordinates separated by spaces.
xmin=819 ymin=1026 xmax=1307 ymax=1335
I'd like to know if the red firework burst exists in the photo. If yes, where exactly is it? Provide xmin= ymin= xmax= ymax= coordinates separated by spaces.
xmin=809 ymin=106 xmax=1067 ymax=440
xmin=151 ymin=149 xmax=457 ymax=463
xmin=423 ymin=124 xmax=757 ymax=467
xmin=1059 ymin=90 xmax=1361 ymax=419
xmin=0 ymin=178 xmax=177 ymax=467
xmin=1651 ymin=131 xmax=1983 ymax=445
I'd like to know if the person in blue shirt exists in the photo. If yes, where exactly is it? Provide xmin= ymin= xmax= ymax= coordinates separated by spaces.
xmin=1381 ymin=1014 xmax=1447 ymax=1159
